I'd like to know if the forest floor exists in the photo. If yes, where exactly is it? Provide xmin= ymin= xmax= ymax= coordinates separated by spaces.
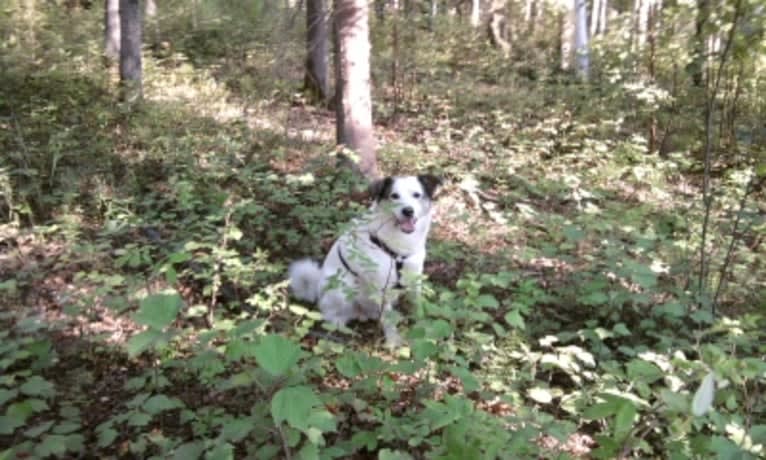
xmin=1 ymin=5 xmax=765 ymax=460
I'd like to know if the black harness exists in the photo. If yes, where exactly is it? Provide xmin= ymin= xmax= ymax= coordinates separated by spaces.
xmin=337 ymin=234 xmax=408 ymax=289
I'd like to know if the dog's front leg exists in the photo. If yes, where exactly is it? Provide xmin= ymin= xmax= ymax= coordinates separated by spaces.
xmin=381 ymin=302 xmax=402 ymax=348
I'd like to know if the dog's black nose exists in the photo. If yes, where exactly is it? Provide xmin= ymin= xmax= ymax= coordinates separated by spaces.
xmin=402 ymin=206 xmax=414 ymax=217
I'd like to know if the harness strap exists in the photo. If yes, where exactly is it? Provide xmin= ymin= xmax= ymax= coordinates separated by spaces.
xmin=369 ymin=234 xmax=407 ymax=289
xmin=337 ymin=247 xmax=359 ymax=278
xmin=336 ymin=235 xmax=410 ymax=290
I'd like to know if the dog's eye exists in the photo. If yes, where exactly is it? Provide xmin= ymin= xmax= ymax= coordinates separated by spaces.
xmin=390 ymin=193 xmax=400 ymax=199
xmin=413 ymin=192 xmax=421 ymax=198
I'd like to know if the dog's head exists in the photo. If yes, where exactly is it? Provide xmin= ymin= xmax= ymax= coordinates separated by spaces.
xmin=369 ymin=175 xmax=442 ymax=234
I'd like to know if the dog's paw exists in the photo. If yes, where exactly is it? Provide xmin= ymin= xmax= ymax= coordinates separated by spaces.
xmin=384 ymin=329 xmax=404 ymax=349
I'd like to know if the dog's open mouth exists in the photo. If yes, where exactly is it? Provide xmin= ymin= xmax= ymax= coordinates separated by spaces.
xmin=397 ymin=216 xmax=417 ymax=233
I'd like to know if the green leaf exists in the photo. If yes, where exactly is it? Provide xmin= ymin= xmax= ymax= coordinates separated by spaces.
xmin=205 ymin=442 xmax=234 ymax=460
xmin=173 ymin=441 xmax=205 ymax=460
xmin=504 ymin=309 xmax=525 ymax=330
xmin=254 ymin=334 xmax=302 ymax=377
xmin=379 ymin=449 xmax=414 ymax=460
xmin=0 ymin=388 xmax=18 ymax=406
xmin=97 ymin=428 xmax=118 ymax=448
xmin=0 ymin=415 xmax=24 ymax=435
xmin=24 ymin=420 xmax=55 ymax=438
xmin=133 ymin=292 xmax=182 ymax=330
xmin=692 ymin=372 xmax=715 ymax=416
xmin=221 ymin=418 xmax=253 ymax=442
xmin=34 ymin=434 xmax=69 ymax=457
xmin=614 ymin=401 xmax=637 ymax=441
xmin=126 ymin=329 xmax=166 ymax=357
xmin=127 ymin=411 xmax=152 ymax=427
xmin=271 ymin=385 xmax=323 ymax=430
xmin=449 ymin=366 xmax=480 ymax=393
xmin=336 ymin=354 xmax=362 ymax=378
xmin=20 ymin=376 xmax=55 ymax=398
xmin=659 ymin=389 xmax=689 ymax=413
xmin=142 ymin=394 xmax=184 ymax=415
xmin=296 ymin=442 xmax=319 ymax=460
xmin=583 ymin=401 xmax=619 ymax=420
xmin=563 ymin=225 xmax=585 ymax=242
xmin=626 ymin=359 xmax=663 ymax=384
xmin=475 ymin=294 xmax=499 ymax=309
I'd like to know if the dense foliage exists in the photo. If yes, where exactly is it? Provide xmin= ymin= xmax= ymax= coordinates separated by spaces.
xmin=1 ymin=1 xmax=764 ymax=459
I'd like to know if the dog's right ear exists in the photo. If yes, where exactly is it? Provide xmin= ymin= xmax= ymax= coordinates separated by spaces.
xmin=368 ymin=176 xmax=393 ymax=202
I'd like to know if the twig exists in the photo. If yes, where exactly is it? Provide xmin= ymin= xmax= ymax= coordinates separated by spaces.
xmin=277 ymin=424 xmax=293 ymax=460
xmin=711 ymin=176 xmax=764 ymax=312
xmin=697 ymin=0 xmax=743 ymax=312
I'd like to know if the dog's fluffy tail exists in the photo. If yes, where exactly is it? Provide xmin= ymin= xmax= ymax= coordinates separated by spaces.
xmin=288 ymin=259 xmax=321 ymax=303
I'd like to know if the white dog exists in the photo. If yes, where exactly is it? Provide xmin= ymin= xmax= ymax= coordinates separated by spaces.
xmin=288 ymin=175 xmax=441 ymax=347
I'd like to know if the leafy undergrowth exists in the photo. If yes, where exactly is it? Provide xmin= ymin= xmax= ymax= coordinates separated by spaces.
xmin=2 ymin=4 xmax=766 ymax=460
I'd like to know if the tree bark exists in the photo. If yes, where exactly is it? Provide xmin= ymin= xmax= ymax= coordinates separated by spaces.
xmin=559 ymin=3 xmax=575 ymax=71
xmin=574 ymin=0 xmax=589 ymax=80
xmin=305 ymin=0 xmax=329 ymax=102
xmin=488 ymin=0 xmax=510 ymax=56
xmin=334 ymin=0 xmax=378 ymax=179
xmin=470 ymin=0 xmax=481 ymax=27
xmin=104 ymin=0 xmax=120 ymax=62
xmin=119 ymin=0 xmax=142 ymax=102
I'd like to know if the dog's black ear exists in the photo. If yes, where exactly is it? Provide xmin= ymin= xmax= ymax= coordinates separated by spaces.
xmin=418 ymin=174 xmax=442 ymax=199
xmin=368 ymin=176 xmax=393 ymax=202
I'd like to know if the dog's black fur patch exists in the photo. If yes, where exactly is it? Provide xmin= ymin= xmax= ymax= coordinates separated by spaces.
xmin=418 ymin=175 xmax=442 ymax=199
xmin=369 ymin=177 xmax=394 ymax=202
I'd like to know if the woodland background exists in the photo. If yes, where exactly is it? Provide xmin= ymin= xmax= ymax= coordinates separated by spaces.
xmin=0 ymin=0 xmax=765 ymax=459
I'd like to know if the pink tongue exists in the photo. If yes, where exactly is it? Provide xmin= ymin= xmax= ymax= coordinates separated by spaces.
xmin=400 ymin=218 xmax=416 ymax=233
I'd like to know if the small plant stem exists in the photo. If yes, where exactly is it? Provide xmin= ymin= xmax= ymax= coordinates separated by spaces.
xmin=278 ymin=424 xmax=292 ymax=460
xmin=696 ymin=0 xmax=742 ymax=312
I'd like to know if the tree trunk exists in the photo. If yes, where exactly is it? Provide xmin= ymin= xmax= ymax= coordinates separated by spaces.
xmin=590 ymin=0 xmax=608 ymax=37
xmin=334 ymin=0 xmax=378 ymax=179
xmin=104 ymin=0 xmax=120 ymax=63
xmin=470 ymin=0 xmax=481 ymax=27
xmin=559 ymin=3 xmax=575 ymax=71
xmin=574 ymin=0 xmax=589 ymax=80
xmin=305 ymin=0 xmax=329 ymax=102
xmin=119 ymin=0 xmax=142 ymax=102
xmin=488 ymin=0 xmax=510 ymax=56
xmin=689 ymin=0 xmax=710 ymax=86
xmin=144 ymin=0 xmax=159 ymax=50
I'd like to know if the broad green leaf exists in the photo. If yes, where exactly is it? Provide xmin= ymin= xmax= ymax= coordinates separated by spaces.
xmin=0 ymin=388 xmax=18 ymax=406
xmin=271 ymin=385 xmax=323 ymax=430
xmin=411 ymin=339 xmax=438 ymax=360
xmin=296 ymin=442 xmax=319 ymax=460
xmin=24 ymin=420 xmax=54 ymax=438
xmin=221 ymin=418 xmax=253 ymax=442
xmin=379 ymin=449 xmax=414 ymax=460
xmin=20 ymin=376 xmax=55 ymax=398
xmin=692 ymin=372 xmax=715 ymax=416
xmin=127 ymin=411 xmax=152 ymax=427
xmin=34 ymin=434 xmax=69 ymax=457
xmin=449 ymin=366 xmax=480 ymax=393
xmin=126 ymin=329 xmax=166 ymax=357
xmin=614 ymin=401 xmax=637 ymax=441
xmin=659 ymin=389 xmax=689 ymax=413
xmin=254 ymin=334 xmax=302 ymax=377
xmin=133 ymin=292 xmax=182 ymax=330
xmin=475 ymin=294 xmax=499 ymax=309
xmin=528 ymin=387 xmax=554 ymax=404
xmin=583 ymin=401 xmax=619 ymax=420
xmin=336 ymin=354 xmax=362 ymax=378
xmin=563 ymin=225 xmax=585 ymax=242
xmin=0 ymin=415 xmax=24 ymax=435
xmin=173 ymin=441 xmax=205 ymax=460
xmin=142 ymin=394 xmax=184 ymax=415
xmin=626 ymin=359 xmax=663 ymax=384
xmin=504 ymin=309 xmax=526 ymax=329
xmin=97 ymin=428 xmax=118 ymax=448
xmin=205 ymin=442 xmax=234 ymax=460
xmin=351 ymin=431 xmax=378 ymax=451
xmin=52 ymin=420 xmax=80 ymax=435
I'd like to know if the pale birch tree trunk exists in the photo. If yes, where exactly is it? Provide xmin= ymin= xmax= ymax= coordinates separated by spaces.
xmin=334 ymin=0 xmax=378 ymax=179
xmin=470 ymin=0 xmax=481 ymax=27
xmin=104 ymin=0 xmax=120 ymax=62
xmin=119 ymin=0 xmax=142 ymax=102
xmin=590 ymin=0 xmax=608 ymax=37
xmin=559 ymin=2 xmax=575 ymax=71
xmin=574 ymin=0 xmax=589 ymax=79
